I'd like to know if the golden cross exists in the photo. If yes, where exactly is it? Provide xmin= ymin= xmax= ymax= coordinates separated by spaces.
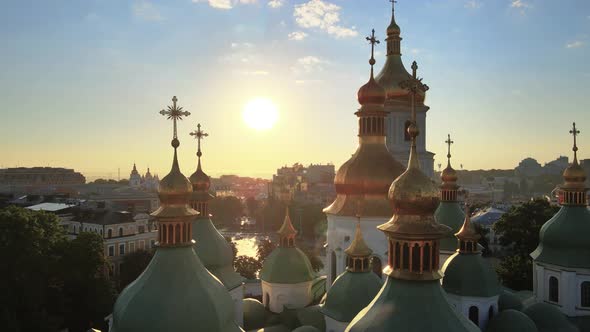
xmin=390 ymin=0 xmax=397 ymax=13
xmin=399 ymin=61 xmax=429 ymax=123
xmin=159 ymin=96 xmax=191 ymax=140
xmin=445 ymin=134 xmax=454 ymax=162
xmin=189 ymin=123 xmax=209 ymax=159
xmin=570 ymin=122 xmax=580 ymax=160
xmin=366 ymin=29 xmax=380 ymax=66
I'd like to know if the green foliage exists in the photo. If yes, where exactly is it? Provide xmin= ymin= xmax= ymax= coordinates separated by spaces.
xmin=224 ymin=236 xmax=238 ymax=262
xmin=300 ymin=246 xmax=324 ymax=273
xmin=0 ymin=206 xmax=115 ymax=332
xmin=493 ymin=199 xmax=558 ymax=290
xmin=209 ymin=196 xmax=244 ymax=228
xmin=234 ymin=255 xmax=262 ymax=280
xmin=473 ymin=223 xmax=491 ymax=256
xmin=118 ymin=249 xmax=154 ymax=291
xmin=256 ymin=238 xmax=276 ymax=264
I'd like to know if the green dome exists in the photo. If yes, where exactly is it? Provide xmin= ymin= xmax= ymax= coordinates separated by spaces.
xmin=260 ymin=247 xmax=315 ymax=284
xmin=347 ymin=278 xmax=479 ymax=332
xmin=296 ymin=305 xmax=326 ymax=331
xmin=435 ymin=202 xmax=465 ymax=252
xmin=321 ymin=271 xmax=383 ymax=322
xmin=293 ymin=326 xmax=321 ymax=332
xmin=523 ymin=303 xmax=578 ymax=332
xmin=486 ymin=309 xmax=538 ymax=332
xmin=498 ymin=290 xmax=524 ymax=312
xmin=531 ymin=206 xmax=590 ymax=268
xmin=243 ymin=298 xmax=268 ymax=330
xmin=112 ymin=246 xmax=241 ymax=332
xmin=442 ymin=252 xmax=500 ymax=297
xmin=193 ymin=217 xmax=243 ymax=290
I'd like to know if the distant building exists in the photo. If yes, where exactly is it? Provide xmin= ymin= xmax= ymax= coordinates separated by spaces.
xmin=128 ymin=164 xmax=159 ymax=191
xmin=543 ymin=156 xmax=569 ymax=175
xmin=515 ymin=158 xmax=543 ymax=177
xmin=0 ymin=167 xmax=86 ymax=185
xmin=271 ymin=163 xmax=335 ymax=204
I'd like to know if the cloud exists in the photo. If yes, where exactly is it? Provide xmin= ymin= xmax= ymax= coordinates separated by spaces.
xmin=192 ymin=0 xmax=256 ymax=10
xmin=237 ymin=70 xmax=270 ymax=76
xmin=291 ymin=56 xmax=329 ymax=75
xmin=464 ymin=1 xmax=482 ymax=9
xmin=132 ymin=1 xmax=163 ymax=21
xmin=294 ymin=0 xmax=357 ymax=38
xmin=268 ymin=0 xmax=284 ymax=8
xmin=510 ymin=0 xmax=532 ymax=10
xmin=566 ymin=40 xmax=584 ymax=49
xmin=288 ymin=31 xmax=308 ymax=41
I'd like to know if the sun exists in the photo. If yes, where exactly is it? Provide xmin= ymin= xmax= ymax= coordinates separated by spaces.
xmin=242 ymin=98 xmax=278 ymax=130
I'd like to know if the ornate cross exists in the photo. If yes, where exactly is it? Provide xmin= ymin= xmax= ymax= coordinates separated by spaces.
xmin=445 ymin=134 xmax=454 ymax=161
xmin=399 ymin=61 xmax=429 ymax=123
xmin=570 ymin=122 xmax=580 ymax=159
xmin=189 ymin=123 xmax=209 ymax=158
xmin=366 ymin=29 xmax=380 ymax=65
xmin=159 ymin=96 xmax=191 ymax=140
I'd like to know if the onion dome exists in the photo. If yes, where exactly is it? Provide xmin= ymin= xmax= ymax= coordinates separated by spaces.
xmin=189 ymin=160 xmax=211 ymax=192
xmin=498 ymin=291 xmax=524 ymax=312
xmin=324 ymin=29 xmax=405 ymax=217
xmin=321 ymin=216 xmax=383 ymax=323
xmin=112 ymin=96 xmax=241 ymax=332
xmin=442 ymin=205 xmax=500 ymax=298
xmin=440 ymin=134 xmax=459 ymax=197
xmin=531 ymin=122 xmax=590 ymax=268
xmin=486 ymin=310 xmax=538 ymax=332
xmin=188 ymin=123 xmax=214 ymax=217
xmin=145 ymin=167 xmax=152 ymax=178
xmin=260 ymin=208 xmax=314 ymax=284
xmin=523 ymin=303 xmax=578 ymax=332
xmin=375 ymin=3 xmax=426 ymax=105
xmin=131 ymin=163 xmax=139 ymax=175
xmin=243 ymin=299 xmax=268 ymax=331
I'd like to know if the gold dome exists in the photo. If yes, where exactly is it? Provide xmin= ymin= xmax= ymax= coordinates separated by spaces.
xmin=357 ymin=74 xmax=386 ymax=106
xmin=562 ymin=122 xmax=587 ymax=190
xmin=189 ymin=160 xmax=211 ymax=192
xmin=345 ymin=220 xmax=372 ymax=257
xmin=455 ymin=205 xmax=480 ymax=241
xmin=441 ymin=165 xmax=458 ymax=185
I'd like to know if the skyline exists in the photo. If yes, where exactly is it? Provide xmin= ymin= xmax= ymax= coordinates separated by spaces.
xmin=1 ymin=0 xmax=590 ymax=179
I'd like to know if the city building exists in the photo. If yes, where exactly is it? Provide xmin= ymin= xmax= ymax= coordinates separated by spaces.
xmin=271 ymin=163 xmax=336 ymax=205
xmin=0 ymin=167 xmax=86 ymax=186
xmin=129 ymin=164 xmax=159 ymax=191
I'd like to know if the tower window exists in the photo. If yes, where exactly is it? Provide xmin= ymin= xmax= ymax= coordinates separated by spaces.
xmin=330 ymin=251 xmax=337 ymax=284
xmin=118 ymin=227 xmax=123 ymax=237
xmin=488 ymin=306 xmax=494 ymax=321
xmin=581 ymin=281 xmax=590 ymax=307
xmin=371 ymin=256 xmax=382 ymax=279
xmin=468 ymin=306 xmax=479 ymax=326
xmin=549 ymin=276 xmax=559 ymax=303
xmin=411 ymin=244 xmax=420 ymax=272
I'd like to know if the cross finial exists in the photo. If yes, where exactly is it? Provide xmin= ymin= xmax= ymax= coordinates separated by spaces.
xmin=570 ymin=122 xmax=580 ymax=162
xmin=399 ymin=60 xmax=429 ymax=124
xmin=159 ymin=96 xmax=191 ymax=146
xmin=445 ymin=134 xmax=454 ymax=164
xmin=366 ymin=29 xmax=380 ymax=70
xmin=190 ymin=123 xmax=209 ymax=161
xmin=390 ymin=0 xmax=397 ymax=13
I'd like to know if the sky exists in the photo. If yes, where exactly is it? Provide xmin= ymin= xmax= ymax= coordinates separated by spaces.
xmin=1 ymin=0 xmax=589 ymax=180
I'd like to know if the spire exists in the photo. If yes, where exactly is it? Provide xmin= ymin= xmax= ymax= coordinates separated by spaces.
xmin=189 ymin=123 xmax=212 ymax=216
xmin=345 ymin=202 xmax=373 ymax=272
xmin=560 ymin=122 xmax=587 ymax=205
xmin=440 ymin=134 xmax=459 ymax=201
xmin=455 ymin=204 xmax=480 ymax=254
xmin=189 ymin=123 xmax=209 ymax=171
xmin=151 ymin=96 xmax=197 ymax=247
xmin=278 ymin=206 xmax=297 ymax=247
xmin=357 ymin=29 xmax=386 ymax=109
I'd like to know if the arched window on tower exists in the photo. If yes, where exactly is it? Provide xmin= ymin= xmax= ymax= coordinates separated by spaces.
xmin=371 ymin=256 xmax=382 ymax=279
xmin=468 ymin=306 xmax=479 ymax=326
xmin=488 ymin=306 xmax=494 ymax=321
xmin=330 ymin=251 xmax=337 ymax=284
xmin=581 ymin=281 xmax=590 ymax=307
xmin=118 ymin=227 xmax=123 ymax=237
xmin=107 ymin=229 xmax=112 ymax=238
xmin=549 ymin=276 xmax=559 ymax=303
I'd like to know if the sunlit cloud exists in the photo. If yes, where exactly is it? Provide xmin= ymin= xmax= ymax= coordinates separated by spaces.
xmin=268 ymin=0 xmax=284 ymax=8
xmin=566 ymin=40 xmax=584 ymax=49
xmin=291 ymin=56 xmax=329 ymax=75
xmin=237 ymin=70 xmax=270 ymax=76
xmin=193 ymin=0 xmax=257 ymax=10
xmin=510 ymin=0 xmax=532 ymax=14
xmin=132 ymin=1 xmax=163 ymax=21
xmin=288 ymin=31 xmax=308 ymax=41
xmin=294 ymin=0 xmax=358 ymax=39
xmin=464 ymin=1 xmax=482 ymax=9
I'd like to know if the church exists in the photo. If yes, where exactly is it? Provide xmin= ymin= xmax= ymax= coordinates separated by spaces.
xmin=106 ymin=1 xmax=589 ymax=332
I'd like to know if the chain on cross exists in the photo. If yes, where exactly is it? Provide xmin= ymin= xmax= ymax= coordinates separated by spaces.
xmin=189 ymin=123 xmax=209 ymax=158
xmin=445 ymin=134 xmax=454 ymax=161
xmin=159 ymin=96 xmax=191 ymax=140
xmin=570 ymin=122 xmax=580 ymax=159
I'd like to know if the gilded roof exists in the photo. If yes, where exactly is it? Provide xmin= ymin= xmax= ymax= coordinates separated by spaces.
xmin=344 ymin=221 xmax=373 ymax=257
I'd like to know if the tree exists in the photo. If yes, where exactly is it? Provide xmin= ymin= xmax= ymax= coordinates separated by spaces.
xmin=245 ymin=197 xmax=259 ymax=217
xmin=209 ymin=196 xmax=244 ymax=228
xmin=300 ymin=246 xmax=324 ymax=273
xmin=234 ymin=256 xmax=262 ymax=280
xmin=225 ymin=236 xmax=238 ymax=262
xmin=118 ymin=249 xmax=154 ymax=291
xmin=473 ymin=223 xmax=491 ymax=257
xmin=256 ymin=238 xmax=276 ymax=263
xmin=492 ymin=199 xmax=558 ymax=290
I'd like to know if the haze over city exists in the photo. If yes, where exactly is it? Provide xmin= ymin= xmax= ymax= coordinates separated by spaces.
xmin=1 ymin=0 xmax=589 ymax=179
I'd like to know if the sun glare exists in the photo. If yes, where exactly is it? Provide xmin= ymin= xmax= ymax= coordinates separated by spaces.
xmin=243 ymin=98 xmax=278 ymax=130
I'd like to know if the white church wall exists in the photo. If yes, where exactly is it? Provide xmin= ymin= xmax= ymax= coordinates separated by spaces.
xmin=261 ymin=280 xmax=313 ymax=313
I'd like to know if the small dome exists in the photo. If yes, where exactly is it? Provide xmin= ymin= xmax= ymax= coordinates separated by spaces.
xmin=158 ymin=152 xmax=192 ymax=196
xmin=487 ymin=309 xmax=538 ymax=332
xmin=441 ymin=165 xmax=458 ymax=184
xmin=523 ymin=302 xmax=578 ymax=332
xmin=562 ymin=162 xmax=586 ymax=188
xmin=442 ymin=253 xmax=500 ymax=297
xmin=189 ymin=162 xmax=211 ymax=192
xmin=388 ymin=166 xmax=440 ymax=215
xmin=498 ymin=291 xmax=524 ymax=312
xmin=357 ymin=75 xmax=386 ymax=106
xmin=260 ymin=247 xmax=315 ymax=284
xmin=321 ymin=271 xmax=382 ymax=322
xmin=243 ymin=298 xmax=268 ymax=330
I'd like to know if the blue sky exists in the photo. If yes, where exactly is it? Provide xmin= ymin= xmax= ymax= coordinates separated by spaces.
xmin=0 ymin=0 xmax=589 ymax=179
